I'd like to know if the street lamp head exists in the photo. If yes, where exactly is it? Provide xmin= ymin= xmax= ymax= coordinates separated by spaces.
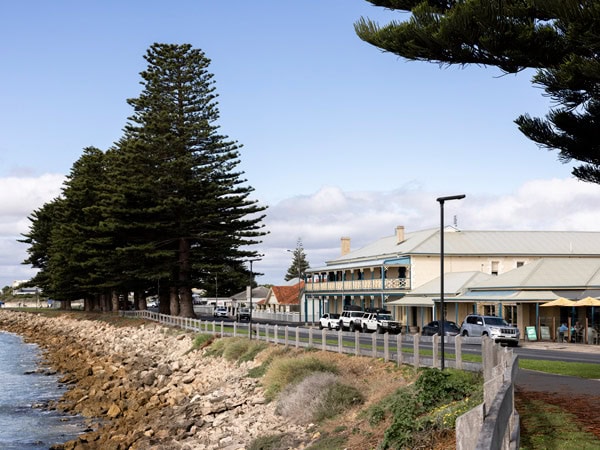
xmin=436 ymin=194 xmax=466 ymax=203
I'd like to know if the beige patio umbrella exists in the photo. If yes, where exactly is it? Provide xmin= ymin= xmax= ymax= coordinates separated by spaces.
xmin=540 ymin=297 xmax=576 ymax=307
xmin=574 ymin=296 xmax=600 ymax=307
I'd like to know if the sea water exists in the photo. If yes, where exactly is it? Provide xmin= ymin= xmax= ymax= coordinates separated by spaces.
xmin=0 ymin=331 xmax=87 ymax=449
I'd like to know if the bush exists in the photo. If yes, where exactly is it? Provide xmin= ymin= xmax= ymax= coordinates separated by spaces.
xmin=187 ymin=333 xmax=214 ymax=353
xmin=276 ymin=372 xmax=338 ymax=423
xmin=415 ymin=368 xmax=481 ymax=409
xmin=202 ymin=337 xmax=267 ymax=364
xmin=314 ymin=381 xmax=363 ymax=422
xmin=203 ymin=337 xmax=228 ymax=357
xmin=247 ymin=433 xmax=302 ymax=450
xmin=275 ymin=371 xmax=362 ymax=424
xmin=263 ymin=355 xmax=338 ymax=401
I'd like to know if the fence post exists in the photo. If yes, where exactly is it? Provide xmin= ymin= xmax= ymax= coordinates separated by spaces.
xmin=432 ymin=334 xmax=439 ymax=369
xmin=295 ymin=326 xmax=299 ymax=348
xmin=355 ymin=331 xmax=360 ymax=356
xmin=322 ymin=329 xmax=327 ymax=351
xmin=285 ymin=326 xmax=289 ymax=347
xmin=455 ymin=335 xmax=463 ymax=370
xmin=372 ymin=332 xmax=377 ymax=358
xmin=274 ymin=325 xmax=279 ymax=345
xmin=309 ymin=327 xmax=313 ymax=347
xmin=384 ymin=332 xmax=389 ymax=362
xmin=413 ymin=334 xmax=420 ymax=368
xmin=338 ymin=330 xmax=343 ymax=354
xmin=220 ymin=321 xmax=224 ymax=336
xmin=396 ymin=333 xmax=403 ymax=366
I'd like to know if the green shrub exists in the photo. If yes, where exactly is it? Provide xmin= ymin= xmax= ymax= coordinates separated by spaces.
xmin=415 ymin=367 xmax=481 ymax=409
xmin=187 ymin=333 xmax=214 ymax=353
xmin=247 ymin=433 xmax=301 ymax=450
xmin=314 ymin=381 xmax=363 ymax=422
xmin=247 ymin=360 xmax=270 ymax=378
xmin=305 ymin=433 xmax=347 ymax=450
xmin=239 ymin=341 xmax=268 ymax=362
xmin=275 ymin=371 xmax=362 ymax=424
xmin=263 ymin=355 xmax=338 ymax=401
xmin=202 ymin=336 xmax=227 ymax=357
xmin=380 ymin=389 xmax=421 ymax=450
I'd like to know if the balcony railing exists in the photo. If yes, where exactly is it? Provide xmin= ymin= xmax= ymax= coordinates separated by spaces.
xmin=305 ymin=278 xmax=409 ymax=292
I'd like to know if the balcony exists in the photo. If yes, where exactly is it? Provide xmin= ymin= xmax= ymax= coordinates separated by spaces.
xmin=305 ymin=277 xmax=409 ymax=293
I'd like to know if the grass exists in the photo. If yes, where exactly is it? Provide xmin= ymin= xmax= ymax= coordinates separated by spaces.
xmin=517 ymin=397 xmax=600 ymax=450
xmin=519 ymin=358 xmax=600 ymax=379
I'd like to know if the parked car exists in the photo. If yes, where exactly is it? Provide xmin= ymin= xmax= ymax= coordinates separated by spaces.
xmin=459 ymin=314 xmax=520 ymax=346
xmin=360 ymin=310 xmax=402 ymax=334
xmin=213 ymin=307 xmax=228 ymax=318
xmin=339 ymin=310 xmax=366 ymax=332
xmin=421 ymin=320 xmax=460 ymax=336
xmin=319 ymin=313 xmax=340 ymax=330
xmin=236 ymin=307 xmax=251 ymax=321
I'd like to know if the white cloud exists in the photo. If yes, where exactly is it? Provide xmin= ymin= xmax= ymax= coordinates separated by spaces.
xmin=0 ymin=174 xmax=64 ymax=287
xmin=3 ymin=175 xmax=600 ymax=290
xmin=256 ymin=178 xmax=600 ymax=284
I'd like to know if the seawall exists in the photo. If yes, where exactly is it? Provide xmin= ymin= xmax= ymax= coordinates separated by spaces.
xmin=0 ymin=311 xmax=310 ymax=450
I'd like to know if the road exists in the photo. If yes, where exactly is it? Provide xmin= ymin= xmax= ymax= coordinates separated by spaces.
xmin=190 ymin=312 xmax=600 ymax=366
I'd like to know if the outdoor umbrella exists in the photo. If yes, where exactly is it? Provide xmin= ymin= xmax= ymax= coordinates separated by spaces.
xmin=540 ymin=297 xmax=576 ymax=307
xmin=574 ymin=296 xmax=600 ymax=307
xmin=575 ymin=297 xmax=600 ymax=339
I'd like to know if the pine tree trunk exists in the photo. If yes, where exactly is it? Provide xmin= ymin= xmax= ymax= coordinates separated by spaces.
xmin=111 ymin=290 xmax=119 ymax=311
xmin=169 ymin=286 xmax=180 ymax=316
xmin=177 ymin=237 xmax=196 ymax=318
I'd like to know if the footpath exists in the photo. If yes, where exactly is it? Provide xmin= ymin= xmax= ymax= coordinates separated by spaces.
xmin=519 ymin=339 xmax=600 ymax=354
xmin=516 ymin=339 xmax=600 ymax=398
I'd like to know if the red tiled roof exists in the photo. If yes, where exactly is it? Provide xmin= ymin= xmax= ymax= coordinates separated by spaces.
xmin=271 ymin=281 xmax=304 ymax=305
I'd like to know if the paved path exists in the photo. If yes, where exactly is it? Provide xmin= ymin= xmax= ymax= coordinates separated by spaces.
xmin=516 ymin=340 xmax=600 ymax=396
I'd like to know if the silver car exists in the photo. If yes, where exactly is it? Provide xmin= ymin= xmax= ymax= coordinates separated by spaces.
xmin=213 ymin=307 xmax=228 ymax=318
xmin=460 ymin=314 xmax=520 ymax=346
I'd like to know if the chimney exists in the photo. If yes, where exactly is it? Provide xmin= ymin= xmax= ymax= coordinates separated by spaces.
xmin=341 ymin=237 xmax=351 ymax=256
xmin=396 ymin=226 xmax=405 ymax=244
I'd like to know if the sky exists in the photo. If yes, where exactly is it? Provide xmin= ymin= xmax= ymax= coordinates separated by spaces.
xmin=2 ymin=1 xmax=599 ymax=290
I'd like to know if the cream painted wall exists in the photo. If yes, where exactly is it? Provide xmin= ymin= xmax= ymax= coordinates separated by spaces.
xmin=410 ymin=255 xmax=538 ymax=290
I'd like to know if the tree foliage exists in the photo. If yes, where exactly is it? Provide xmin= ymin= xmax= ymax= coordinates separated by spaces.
xmin=355 ymin=0 xmax=600 ymax=184
xmin=285 ymin=238 xmax=310 ymax=281
xmin=21 ymin=43 xmax=267 ymax=316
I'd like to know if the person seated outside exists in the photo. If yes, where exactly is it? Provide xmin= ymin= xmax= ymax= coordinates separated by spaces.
xmin=558 ymin=323 xmax=568 ymax=343
xmin=574 ymin=321 xmax=584 ymax=342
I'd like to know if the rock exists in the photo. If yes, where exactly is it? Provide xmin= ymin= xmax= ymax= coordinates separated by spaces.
xmin=0 ymin=311 xmax=313 ymax=450
xmin=106 ymin=403 xmax=121 ymax=418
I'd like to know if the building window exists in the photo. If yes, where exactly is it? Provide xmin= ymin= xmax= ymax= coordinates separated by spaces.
xmin=484 ymin=304 xmax=496 ymax=316
xmin=491 ymin=261 xmax=499 ymax=276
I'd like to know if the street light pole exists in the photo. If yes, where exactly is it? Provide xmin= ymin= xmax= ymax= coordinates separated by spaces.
xmin=246 ymin=257 xmax=262 ymax=340
xmin=436 ymin=194 xmax=465 ymax=370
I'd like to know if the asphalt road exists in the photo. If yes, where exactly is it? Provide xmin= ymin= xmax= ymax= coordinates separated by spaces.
xmin=192 ymin=313 xmax=600 ymax=366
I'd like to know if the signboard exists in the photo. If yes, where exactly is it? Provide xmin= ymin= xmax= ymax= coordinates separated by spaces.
xmin=540 ymin=326 xmax=551 ymax=341
xmin=526 ymin=326 xmax=537 ymax=341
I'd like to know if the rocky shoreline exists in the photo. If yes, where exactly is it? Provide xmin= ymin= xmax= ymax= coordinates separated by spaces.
xmin=0 ymin=311 xmax=312 ymax=450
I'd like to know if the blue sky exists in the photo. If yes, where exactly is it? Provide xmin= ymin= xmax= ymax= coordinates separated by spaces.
xmin=1 ymin=1 xmax=599 ymax=290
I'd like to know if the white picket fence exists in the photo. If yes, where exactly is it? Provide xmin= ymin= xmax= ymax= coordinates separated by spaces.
xmin=120 ymin=310 xmax=517 ymax=449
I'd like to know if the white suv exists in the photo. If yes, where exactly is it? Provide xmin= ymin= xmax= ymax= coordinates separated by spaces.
xmin=338 ymin=310 xmax=366 ymax=332
xmin=459 ymin=314 xmax=520 ymax=347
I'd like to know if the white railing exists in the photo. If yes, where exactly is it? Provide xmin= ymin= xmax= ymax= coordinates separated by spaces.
xmin=456 ymin=337 xmax=519 ymax=450
xmin=120 ymin=310 xmax=480 ymax=371
xmin=120 ymin=311 xmax=517 ymax=449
